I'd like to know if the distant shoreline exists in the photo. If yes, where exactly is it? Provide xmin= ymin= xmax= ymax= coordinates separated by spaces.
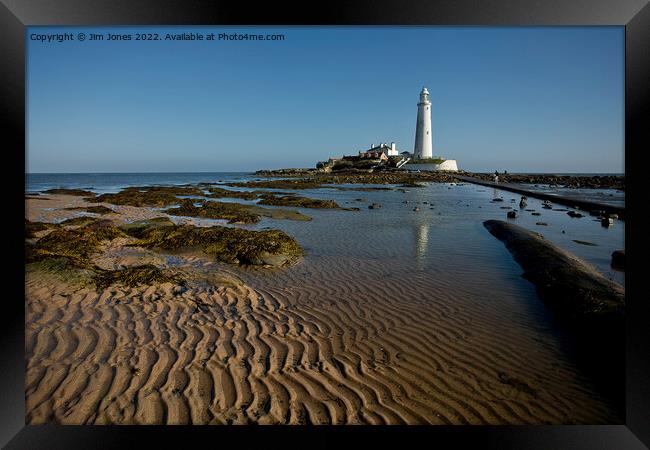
xmin=26 ymin=171 xmax=625 ymax=176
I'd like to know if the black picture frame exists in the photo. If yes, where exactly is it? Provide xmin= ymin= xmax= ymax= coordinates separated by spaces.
xmin=2 ymin=1 xmax=649 ymax=448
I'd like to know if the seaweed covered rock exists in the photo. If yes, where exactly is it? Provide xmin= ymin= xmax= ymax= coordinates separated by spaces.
xmin=92 ymin=264 xmax=185 ymax=290
xmin=91 ymin=185 xmax=203 ymax=207
xmin=122 ymin=222 xmax=303 ymax=266
xmin=166 ymin=199 xmax=261 ymax=224
xmin=165 ymin=199 xmax=311 ymax=223
xmin=464 ymin=172 xmax=624 ymax=190
xmin=92 ymin=189 xmax=180 ymax=207
xmin=135 ymin=185 xmax=205 ymax=195
xmin=257 ymin=194 xmax=341 ymax=209
xmin=28 ymin=219 xmax=125 ymax=266
xmin=119 ymin=217 xmax=176 ymax=238
xmin=225 ymin=178 xmax=323 ymax=190
xmin=206 ymin=187 xmax=259 ymax=200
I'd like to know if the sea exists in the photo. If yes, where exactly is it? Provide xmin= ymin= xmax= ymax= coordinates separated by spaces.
xmin=25 ymin=172 xmax=625 ymax=285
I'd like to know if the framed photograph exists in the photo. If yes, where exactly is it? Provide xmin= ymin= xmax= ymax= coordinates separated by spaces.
xmin=3 ymin=0 xmax=649 ymax=448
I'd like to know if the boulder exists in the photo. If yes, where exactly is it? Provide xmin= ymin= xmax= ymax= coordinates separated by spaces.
xmin=611 ymin=250 xmax=625 ymax=269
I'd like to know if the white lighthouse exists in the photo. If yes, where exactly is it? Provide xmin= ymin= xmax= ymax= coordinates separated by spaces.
xmin=413 ymin=87 xmax=433 ymax=159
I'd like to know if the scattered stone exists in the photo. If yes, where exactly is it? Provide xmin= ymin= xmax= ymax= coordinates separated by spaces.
xmin=601 ymin=217 xmax=614 ymax=227
xmin=413 ymin=207 xmax=420 ymax=212
xmin=567 ymin=211 xmax=584 ymax=218
xmin=573 ymin=240 xmax=598 ymax=246
xmin=531 ymin=212 xmax=541 ymax=216
xmin=507 ymin=211 xmax=518 ymax=219
xmin=535 ymin=222 xmax=548 ymax=226
xmin=492 ymin=198 xmax=504 ymax=202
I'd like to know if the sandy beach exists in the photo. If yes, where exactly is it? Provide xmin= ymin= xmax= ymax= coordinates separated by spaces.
xmin=25 ymin=184 xmax=622 ymax=425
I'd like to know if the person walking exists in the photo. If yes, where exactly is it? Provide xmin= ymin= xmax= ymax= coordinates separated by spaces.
xmin=494 ymin=170 xmax=499 ymax=183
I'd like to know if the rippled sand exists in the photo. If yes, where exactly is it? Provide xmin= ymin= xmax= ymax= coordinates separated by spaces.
xmin=25 ymin=190 xmax=621 ymax=424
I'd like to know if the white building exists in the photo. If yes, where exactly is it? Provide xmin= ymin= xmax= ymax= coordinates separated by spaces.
xmin=366 ymin=142 xmax=399 ymax=156
xmin=413 ymin=87 xmax=433 ymax=159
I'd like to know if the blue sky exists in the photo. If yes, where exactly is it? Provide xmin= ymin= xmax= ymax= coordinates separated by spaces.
xmin=27 ymin=26 xmax=624 ymax=173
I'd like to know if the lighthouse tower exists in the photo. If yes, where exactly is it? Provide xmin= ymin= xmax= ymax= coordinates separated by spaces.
xmin=413 ymin=87 xmax=433 ymax=159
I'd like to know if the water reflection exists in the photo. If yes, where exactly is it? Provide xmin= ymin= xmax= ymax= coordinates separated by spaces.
xmin=414 ymin=220 xmax=429 ymax=269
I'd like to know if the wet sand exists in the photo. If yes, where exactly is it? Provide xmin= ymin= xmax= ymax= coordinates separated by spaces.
xmin=25 ymin=194 xmax=621 ymax=424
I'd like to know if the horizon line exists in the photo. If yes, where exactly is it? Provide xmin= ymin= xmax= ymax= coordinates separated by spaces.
xmin=25 ymin=170 xmax=626 ymax=175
